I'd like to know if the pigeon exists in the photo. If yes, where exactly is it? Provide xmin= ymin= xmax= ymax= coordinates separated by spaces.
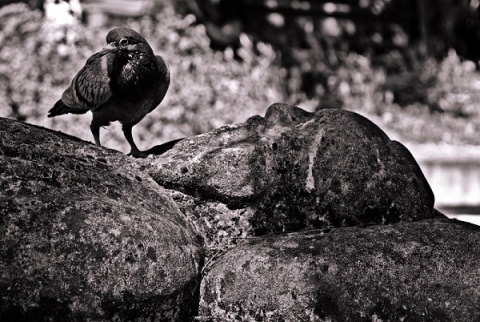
xmin=48 ymin=27 xmax=170 ymax=158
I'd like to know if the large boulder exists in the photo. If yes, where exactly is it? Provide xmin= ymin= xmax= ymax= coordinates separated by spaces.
xmin=200 ymin=219 xmax=480 ymax=321
xmin=0 ymin=101 xmax=440 ymax=321
xmin=147 ymin=103 xmax=434 ymax=239
xmin=0 ymin=118 xmax=204 ymax=321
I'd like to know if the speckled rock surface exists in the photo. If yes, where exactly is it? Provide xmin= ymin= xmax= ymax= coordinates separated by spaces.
xmin=0 ymin=102 xmax=441 ymax=321
xmin=146 ymin=103 xmax=434 ymax=237
xmin=0 ymin=118 xmax=204 ymax=321
xmin=200 ymin=219 xmax=480 ymax=321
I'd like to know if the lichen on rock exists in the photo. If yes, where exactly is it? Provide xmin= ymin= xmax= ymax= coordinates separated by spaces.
xmin=146 ymin=103 xmax=434 ymax=245
xmin=0 ymin=118 xmax=204 ymax=321
xmin=199 ymin=219 xmax=480 ymax=321
xmin=1 ymin=102 xmax=442 ymax=321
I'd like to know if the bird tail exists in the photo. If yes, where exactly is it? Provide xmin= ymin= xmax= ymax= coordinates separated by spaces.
xmin=48 ymin=100 xmax=87 ymax=117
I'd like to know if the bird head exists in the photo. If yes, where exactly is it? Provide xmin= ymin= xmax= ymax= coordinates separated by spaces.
xmin=105 ymin=27 xmax=153 ymax=54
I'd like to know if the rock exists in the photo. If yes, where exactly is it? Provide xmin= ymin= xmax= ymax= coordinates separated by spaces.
xmin=0 ymin=101 xmax=439 ymax=320
xmin=199 ymin=219 xmax=480 ymax=321
xmin=0 ymin=118 xmax=204 ymax=321
xmin=146 ymin=103 xmax=434 ymax=238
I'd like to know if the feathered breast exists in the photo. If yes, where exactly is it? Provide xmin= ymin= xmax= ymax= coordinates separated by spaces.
xmin=112 ymin=52 xmax=160 ymax=98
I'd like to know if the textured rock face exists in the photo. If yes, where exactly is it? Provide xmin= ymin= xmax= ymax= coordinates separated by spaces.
xmin=1 ymin=102 xmax=443 ymax=321
xmin=0 ymin=118 xmax=204 ymax=321
xmin=148 ymin=103 xmax=434 ymax=236
xmin=200 ymin=219 xmax=480 ymax=321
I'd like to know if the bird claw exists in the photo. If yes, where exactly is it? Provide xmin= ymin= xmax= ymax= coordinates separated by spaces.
xmin=127 ymin=150 xmax=150 ymax=158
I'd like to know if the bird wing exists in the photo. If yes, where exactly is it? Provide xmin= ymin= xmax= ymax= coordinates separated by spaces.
xmin=61 ymin=50 xmax=114 ymax=111
xmin=149 ymin=54 xmax=170 ymax=113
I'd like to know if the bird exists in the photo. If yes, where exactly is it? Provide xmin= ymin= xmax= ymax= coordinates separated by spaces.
xmin=48 ymin=27 xmax=170 ymax=158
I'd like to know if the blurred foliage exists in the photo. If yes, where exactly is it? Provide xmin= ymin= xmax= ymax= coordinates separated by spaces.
xmin=0 ymin=3 xmax=284 ymax=153
xmin=171 ymin=0 xmax=480 ymax=146
xmin=0 ymin=4 xmax=94 ymax=120
xmin=183 ymin=0 xmax=480 ymax=64
xmin=379 ymin=50 xmax=480 ymax=145
xmin=322 ymin=48 xmax=480 ymax=145
xmin=1 ymin=1 xmax=480 ymax=151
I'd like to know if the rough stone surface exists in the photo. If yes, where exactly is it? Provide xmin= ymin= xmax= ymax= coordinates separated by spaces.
xmin=146 ymin=103 xmax=434 ymax=236
xmin=0 ymin=102 xmax=442 ymax=321
xmin=200 ymin=219 xmax=480 ymax=321
xmin=0 ymin=118 xmax=204 ymax=321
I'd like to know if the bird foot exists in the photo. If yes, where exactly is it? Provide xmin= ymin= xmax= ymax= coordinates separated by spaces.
xmin=127 ymin=150 xmax=150 ymax=158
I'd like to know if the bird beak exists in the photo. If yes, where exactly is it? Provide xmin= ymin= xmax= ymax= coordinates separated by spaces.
xmin=102 ymin=42 xmax=117 ymax=50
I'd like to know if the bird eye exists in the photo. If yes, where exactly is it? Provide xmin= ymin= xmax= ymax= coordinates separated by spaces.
xmin=119 ymin=38 xmax=129 ymax=46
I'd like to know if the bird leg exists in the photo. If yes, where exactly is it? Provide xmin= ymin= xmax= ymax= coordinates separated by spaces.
xmin=90 ymin=122 xmax=102 ymax=146
xmin=123 ymin=124 xmax=149 ymax=158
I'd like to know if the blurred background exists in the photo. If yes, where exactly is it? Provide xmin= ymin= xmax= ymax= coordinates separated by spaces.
xmin=0 ymin=0 xmax=479 ymax=223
